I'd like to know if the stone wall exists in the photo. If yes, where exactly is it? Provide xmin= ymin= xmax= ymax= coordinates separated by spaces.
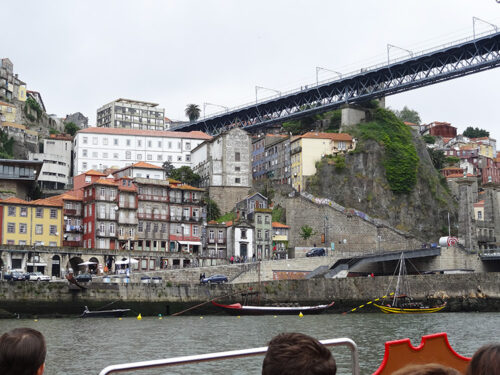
xmin=209 ymin=185 xmax=252 ymax=214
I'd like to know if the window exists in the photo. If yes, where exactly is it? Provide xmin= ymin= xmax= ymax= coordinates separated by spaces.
xmin=209 ymin=230 xmax=214 ymax=240
xmin=82 ymin=162 xmax=88 ymax=170
xmin=265 ymin=230 xmax=269 ymax=240
xmin=7 ymin=206 xmax=15 ymax=216
xmin=109 ymin=223 xmax=115 ymax=234
xmin=145 ymin=222 xmax=151 ymax=232
xmin=235 ymin=152 xmax=240 ymax=161
xmin=103 ymin=152 xmax=108 ymax=158
xmin=161 ymin=223 xmax=167 ymax=233
xmin=113 ymin=153 xmax=119 ymax=159
xmin=20 ymin=207 xmax=27 ymax=217
xmin=177 ymin=156 xmax=182 ymax=161
xmin=49 ymin=242 xmax=57 ymax=247
xmin=114 ymin=138 xmax=118 ymax=146
xmin=157 ymin=154 xmax=163 ymax=161
xmin=185 ymin=142 xmax=191 ymax=150
xmin=158 ymin=141 xmax=162 ymax=148
xmin=478 ymin=211 xmax=482 ymax=220
xmin=153 ymin=223 xmax=158 ymax=232
xmin=235 ymin=166 xmax=240 ymax=172
xmin=137 ymin=140 xmax=142 ymax=147
xmin=258 ymin=230 xmax=262 ymax=239
xmin=265 ymin=215 xmax=270 ymax=224
xmin=183 ymin=224 xmax=190 ymax=235
xmin=82 ymin=149 xmax=88 ymax=157
xmin=235 ymin=178 xmax=241 ymax=184
xmin=19 ymin=240 xmax=26 ymax=246
xmin=185 ymin=155 xmax=191 ymax=162
xmin=92 ymin=151 xmax=98 ymax=158
xmin=177 ymin=142 xmax=181 ymax=149
xmin=35 ymin=224 xmax=43 ymax=235
xmin=7 ymin=222 xmax=15 ymax=233
xmin=103 ymin=138 xmax=108 ymax=145
xmin=50 ymin=225 xmax=57 ymax=235
xmin=126 ymin=151 xmax=131 ymax=159
xmin=193 ymin=225 xmax=198 ymax=235
xmin=92 ymin=137 xmax=98 ymax=145
xmin=168 ymin=141 xmax=172 ymax=149
xmin=50 ymin=208 xmax=57 ymax=219
xmin=241 ymin=229 xmax=247 ymax=239
xmin=147 ymin=154 xmax=152 ymax=160
xmin=138 ymin=221 xmax=144 ymax=232
xmin=137 ymin=154 xmax=143 ymax=160
xmin=126 ymin=139 xmax=131 ymax=146
xmin=83 ymin=137 xmax=88 ymax=144
xmin=257 ymin=215 xmax=262 ymax=224
xmin=167 ymin=155 xmax=172 ymax=162
xmin=100 ymin=188 xmax=105 ymax=199
xmin=148 ymin=140 xmax=152 ymax=147
xmin=218 ymin=230 xmax=224 ymax=240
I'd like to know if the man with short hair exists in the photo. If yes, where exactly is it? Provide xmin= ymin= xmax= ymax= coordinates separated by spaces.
xmin=0 ymin=327 xmax=46 ymax=375
xmin=262 ymin=332 xmax=337 ymax=375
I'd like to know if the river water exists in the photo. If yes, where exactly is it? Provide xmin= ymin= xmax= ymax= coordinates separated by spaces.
xmin=0 ymin=312 xmax=498 ymax=375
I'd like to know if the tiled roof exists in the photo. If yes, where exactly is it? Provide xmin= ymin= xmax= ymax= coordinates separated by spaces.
xmin=446 ymin=173 xmax=476 ymax=178
xmin=77 ymin=127 xmax=212 ymax=140
xmin=93 ymin=178 xmax=118 ymax=186
xmin=0 ymin=197 xmax=29 ymax=204
xmin=132 ymin=161 xmax=163 ymax=170
xmin=84 ymin=169 xmax=106 ymax=176
xmin=225 ymin=221 xmax=233 ymax=227
xmin=299 ymin=132 xmax=353 ymax=141
xmin=0 ymin=101 xmax=15 ymax=107
xmin=170 ymin=183 xmax=204 ymax=191
xmin=167 ymin=178 xmax=181 ymax=184
xmin=272 ymin=222 xmax=290 ymax=228
xmin=441 ymin=167 xmax=462 ymax=170
xmin=30 ymin=198 xmax=63 ymax=207
xmin=474 ymin=200 xmax=485 ymax=207
xmin=404 ymin=121 xmax=417 ymax=126
xmin=1 ymin=122 xmax=26 ymax=130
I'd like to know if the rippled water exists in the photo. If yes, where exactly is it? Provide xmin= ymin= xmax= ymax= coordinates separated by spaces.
xmin=0 ymin=312 xmax=498 ymax=375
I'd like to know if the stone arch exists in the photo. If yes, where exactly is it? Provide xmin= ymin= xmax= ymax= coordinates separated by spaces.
xmin=51 ymin=255 xmax=61 ymax=278
xmin=68 ymin=256 xmax=83 ymax=274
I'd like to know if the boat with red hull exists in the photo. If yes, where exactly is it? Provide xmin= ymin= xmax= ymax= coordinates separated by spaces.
xmin=212 ymin=300 xmax=335 ymax=315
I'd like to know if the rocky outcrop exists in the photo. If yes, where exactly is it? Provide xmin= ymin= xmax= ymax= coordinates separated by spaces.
xmin=308 ymin=130 xmax=458 ymax=241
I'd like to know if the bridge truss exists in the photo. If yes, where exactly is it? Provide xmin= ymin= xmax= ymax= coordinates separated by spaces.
xmin=175 ymin=31 xmax=500 ymax=135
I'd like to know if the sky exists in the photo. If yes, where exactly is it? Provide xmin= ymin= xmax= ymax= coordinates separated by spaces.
xmin=2 ymin=0 xmax=500 ymax=140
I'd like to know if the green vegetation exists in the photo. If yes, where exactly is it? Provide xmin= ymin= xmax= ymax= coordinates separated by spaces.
xmin=283 ymin=108 xmax=342 ymax=135
xmin=393 ymin=106 xmax=421 ymax=124
xmin=463 ymin=126 xmax=489 ymax=138
xmin=423 ymin=134 xmax=435 ymax=144
xmin=64 ymin=121 xmax=80 ymax=136
xmin=162 ymin=161 xmax=175 ymax=176
xmin=205 ymin=198 xmax=221 ymax=222
xmin=49 ymin=128 xmax=59 ymax=135
xmin=25 ymin=97 xmax=42 ymax=121
xmin=271 ymin=205 xmax=285 ymax=223
xmin=216 ymin=211 xmax=236 ymax=224
xmin=428 ymin=148 xmax=446 ymax=170
xmin=299 ymin=225 xmax=315 ymax=240
xmin=185 ymin=104 xmax=201 ymax=121
xmin=445 ymin=156 xmax=460 ymax=165
xmin=0 ymin=130 xmax=14 ymax=159
xmin=169 ymin=166 xmax=201 ymax=187
xmin=353 ymin=108 xmax=418 ymax=194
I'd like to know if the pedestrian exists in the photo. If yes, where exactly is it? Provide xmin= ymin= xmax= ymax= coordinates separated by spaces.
xmin=252 ymin=254 xmax=256 ymax=262
xmin=230 ymin=256 xmax=234 ymax=264
xmin=199 ymin=273 xmax=203 ymax=282
xmin=0 ymin=327 xmax=46 ymax=375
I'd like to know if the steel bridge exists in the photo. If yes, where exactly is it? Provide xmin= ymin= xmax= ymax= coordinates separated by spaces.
xmin=175 ymin=30 xmax=500 ymax=135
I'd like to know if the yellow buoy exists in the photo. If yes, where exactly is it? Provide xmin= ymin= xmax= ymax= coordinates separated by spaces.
xmin=237 ymin=316 xmax=241 ymax=319
xmin=34 ymin=319 xmax=38 ymax=322
xmin=200 ymin=316 xmax=203 ymax=319
xmin=273 ymin=315 xmax=277 ymax=318
xmin=137 ymin=313 xmax=142 ymax=320
xmin=299 ymin=312 xmax=303 ymax=318
xmin=118 ymin=317 xmax=122 ymax=321
xmin=159 ymin=317 xmax=163 ymax=320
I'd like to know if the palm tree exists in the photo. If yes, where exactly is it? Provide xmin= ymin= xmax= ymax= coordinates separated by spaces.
xmin=185 ymin=104 xmax=201 ymax=122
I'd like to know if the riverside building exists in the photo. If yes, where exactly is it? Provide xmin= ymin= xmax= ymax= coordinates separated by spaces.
xmin=73 ymin=127 xmax=211 ymax=175
xmin=97 ymin=98 xmax=165 ymax=130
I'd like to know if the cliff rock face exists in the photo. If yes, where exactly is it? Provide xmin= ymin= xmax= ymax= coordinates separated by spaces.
xmin=309 ymin=131 xmax=458 ymax=241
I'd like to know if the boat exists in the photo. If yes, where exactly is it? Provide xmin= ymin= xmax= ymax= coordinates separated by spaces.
xmin=212 ymin=300 xmax=335 ymax=315
xmin=80 ymin=306 xmax=131 ymax=318
xmin=373 ymin=253 xmax=446 ymax=314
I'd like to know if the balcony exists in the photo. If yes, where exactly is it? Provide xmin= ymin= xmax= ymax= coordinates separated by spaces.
xmin=64 ymin=225 xmax=83 ymax=233
xmin=291 ymin=146 xmax=302 ymax=155
xmin=96 ymin=194 xmax=117 ymax=202
xmin=118 ymin=201 xmax=136 ymax=209
xmin=137 ymin=212 xmax=152 ymax=220
xmin=63 ymin=240 xmax=82 ymax=247
xmin=138 ymin=194 xmax=168 ymax=202
xmin=97 ymin=213 xmax=116 ymax=220
xmin=97 ymin=230 xmax=116 ymax=238
xmin=153 ymin=214 xmax=168 ymax=221
xmin=170 ymin=197 xmax=182 ymax=203
xmin=138 ymin=231 xmax=169 ymax=240
xmin=170 ymin=215 xmax=182 ymax=222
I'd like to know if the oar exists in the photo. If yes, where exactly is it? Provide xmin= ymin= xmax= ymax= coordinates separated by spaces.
xmin=342 ymin=292 xmax=394 ymax=314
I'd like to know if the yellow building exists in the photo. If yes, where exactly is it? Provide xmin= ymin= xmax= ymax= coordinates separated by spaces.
xmin=291 ymin=132 xmax=355 ymax=191
xmin=17 ymin=85 xmax=26 ymax=102
xmin=0 ymin=197 xmax=63 ymax=247
xmin=0 ymin=101 xmax=16 ymax=123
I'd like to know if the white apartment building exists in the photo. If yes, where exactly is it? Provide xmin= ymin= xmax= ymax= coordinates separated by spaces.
xmin=97 ymin=98 xmax=166 ymax=131
xmin=73 ymin=128 xmax=211 ymax=176
xmin=29 ymin=134 xmax=73 ymax=190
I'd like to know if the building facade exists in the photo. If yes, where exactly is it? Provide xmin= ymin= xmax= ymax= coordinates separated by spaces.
xmin=97 ymin=98 xmax=165 ymax=130
xmin=73 ymin=127 xmax=211 ymax=175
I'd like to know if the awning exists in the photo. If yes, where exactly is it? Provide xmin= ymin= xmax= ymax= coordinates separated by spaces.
xmin=177 ymin=241 xmax=202 ymax=246
xmin=26 ymin=262 xmax=48 ymax=267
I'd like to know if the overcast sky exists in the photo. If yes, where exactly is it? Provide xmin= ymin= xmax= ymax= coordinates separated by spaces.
xmin=3 ymin=1 xmax=500 ymax=140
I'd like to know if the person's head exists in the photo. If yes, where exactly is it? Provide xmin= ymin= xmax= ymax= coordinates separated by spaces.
xmin=0 ymin=328 xmax=46 ymax=375
xmin=392 ymin=363 xmax=461 ymax=375
xmin=466 ymin=343 xmax=500 ymax=375
xmin=262 ymin=332 xmax=336 ymax=375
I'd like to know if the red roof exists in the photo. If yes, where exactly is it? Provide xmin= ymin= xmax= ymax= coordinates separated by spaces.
xmin=84 ymin=169 xmax=106 ymax=176
xmin=0 ymin=197 xmax=29 ymax=204
xmin=77 ymin=127 xmax=212 ymax=140
xmin=272 ymin=222 xmax=290 ymax=228
xmin=131 ymin=161 xmax=163 ymax=170
xmin=474 ymin=200 xmax=485 ymax=207
xmin=446 ymin=173 xmax=476 ymax=178
xmin=93 ymin=178 xmax=118 ymax=186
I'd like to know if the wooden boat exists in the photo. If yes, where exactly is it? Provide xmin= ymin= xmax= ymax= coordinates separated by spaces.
xmin=80 ymin=306 xmax=130 ymax=318
xmin=373 ymin=253 xmax=446 ymax=314
xmin=212 ymin=300 xmax=334 ymax=315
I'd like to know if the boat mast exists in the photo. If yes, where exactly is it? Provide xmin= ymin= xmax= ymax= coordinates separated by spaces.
xmin=392 ymin=253 xmax=404 ymax=306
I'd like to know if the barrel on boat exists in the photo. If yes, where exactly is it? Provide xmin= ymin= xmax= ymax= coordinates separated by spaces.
xmin=439 ymin=236 xmax=458 ymax=247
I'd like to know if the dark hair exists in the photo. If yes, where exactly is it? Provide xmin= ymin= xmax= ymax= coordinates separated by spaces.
xmin=0 ymin=328 xmax=46 ymax=375
xmin=466 ymin=343 xmax=500 ymax=375
xmin=262 ymin=332 xmax=336 ymax=375
xmin=392 ymin=363 xmax=461 ymax=375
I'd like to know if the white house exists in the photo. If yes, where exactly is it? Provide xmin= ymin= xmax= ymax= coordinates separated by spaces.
xmin=73 ymin=127 xmax=211 ymax=176
xmin=226 ymin=219 xmax=254 ymax=260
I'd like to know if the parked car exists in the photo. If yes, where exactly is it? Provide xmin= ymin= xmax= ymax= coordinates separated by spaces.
xmin=201 ymin=275 xmax=228 ymax=284
xmin=306 ymin=248 xmax=326 ymax=257
xmin=4 ymin=271 xmax=27 ymax=281
xmin=28 ymin=272 xmax=51 ymax=282
xmin=75 ymin=274 xmax=92 ymax=282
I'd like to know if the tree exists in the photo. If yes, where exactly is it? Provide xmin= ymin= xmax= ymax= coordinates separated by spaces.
xmin=428 ymin=148 xmax=446 ymax=170
xmin=423 ymin=134 xmax=435 ymax=144
xmin=162 ymin=161 xmax=175 ymax=177
xmin=170 ymin=166 xmax=201 ymax=186
xmin=205 ymin=198 xmax=221 ymax=222
xmin=64 ymin=121 xmax=80 ymax=136
xmin=463 ymin=126 xmax=489 ymax=138
xmin=394 ymin=106 xmax=421 ymax=125
xmin=299 ymin=225 xmax=315 ymax=240
xmin=185 ymin=104 xmax=201 ymax=121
